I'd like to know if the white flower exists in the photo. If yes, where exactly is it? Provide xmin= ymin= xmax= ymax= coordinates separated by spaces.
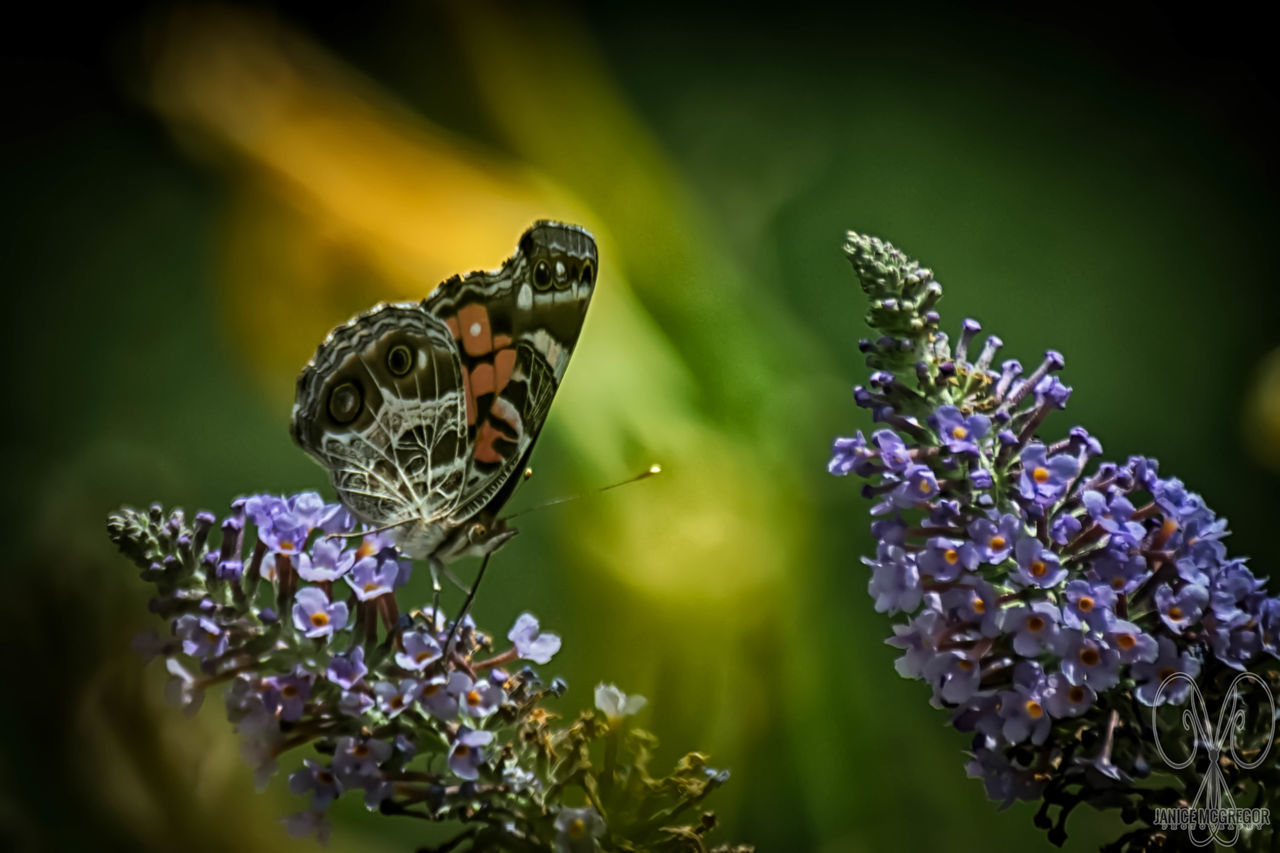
xmin=554 ymin=806 xmax=605 ymax=852
xmin=593 ymin=683 xmax=647 ymax=724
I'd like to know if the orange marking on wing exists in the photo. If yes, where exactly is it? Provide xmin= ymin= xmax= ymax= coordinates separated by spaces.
xmin=458 ymin=303 xmax=492 ymax=356
xmin=471 ymin=362 xmax=495 ymax=397
xmin=494 ymin=348 xmax=516 ymax=392
xmin=444 ymin=315 xmax=460 ymax=338
xmin=460 ymin=364 xmax=477 ymax=425
xmin=474 ymin=421 xmax=505 ymax=464
xmin=492 ymin=334 xmax=512 ymax=349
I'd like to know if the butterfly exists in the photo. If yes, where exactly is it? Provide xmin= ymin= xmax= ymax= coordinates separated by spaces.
xmin=291 ymin=221 xmax=596 ymax=572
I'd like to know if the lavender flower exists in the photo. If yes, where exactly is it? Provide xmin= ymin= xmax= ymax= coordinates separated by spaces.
xmin=448 ymin=727 xmax=493 ymax=780
xmin=292 ymin=586 xmax=347 ymax=639
xmin=829 ymin=231 xmax=1279 ymax=851
xmin=108 ymin=493 xmax=747 ymax=852
xmin=509 ymin=613 xmax=563 ymax=664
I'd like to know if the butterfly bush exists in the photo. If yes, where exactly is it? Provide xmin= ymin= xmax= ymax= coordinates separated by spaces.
xmin=107 ymin=494 xmax=748 ymax=853
xmin=828 ymin=233 xmax=1279 ymax=850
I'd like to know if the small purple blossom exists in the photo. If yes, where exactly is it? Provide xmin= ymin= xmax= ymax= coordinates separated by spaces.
xmin=1154 ymin=583 xmax=1208 ymax=634
xmin=1056 ymin=632 xmax=1120 ymax=691
xmin=1012 ymin=537 xmax=1066 ymax=588
xmin=1061 ymin=580 xmax=1115 ymax=632
xmin=1017 ymin=443 xmax=1079 ymax=506
xmin=1132 ymin=636 xmax=1200 ymax=705
xmin=508 ymin=613 xmax=562 ymax=664
xmin=289 ymin=759 xmax=342 ymax=811
xmin=455 ymin=675 xmax=506 ymax=719
xmin=873 ymin=429 xmax=913 ymax=472
xmin=332 ymin=736 xmax=392 ymax=786
xmin=297 ymin=536 xmax=354 ymax=582
xmin=264 ymin=670 xmax=312 ymax=722
xmin=999 ymin=664 xmax=1051 ymax=745
xmin=829 ymin=431 xmax=873 ymax=476
xmin=1042 ymin=671 xmax=1095 ymax=717
xmin=374 ymin=679 xmax=422 ymax=718
xmin=923 ymin=649 xmax=982 ymax=705
xmin=891 ymin=463 xmax=939 ymax=508
xmin=1001 ymin=600 xmax=1061 ymax=656
xmin=292 ymin=587 xmax=348 ymax=639
xmin=967 ymin=513 xmax=1021 ymax=564
xmin=448 ymin=728 xmax=493 ymax=780
xmin=394 ymin=631 xmax=443 ymax=671
xmin=420 ymin=673 xmax=463 ymax=719
xmin=865 ymin=544 xmax=922 ymax=614
xmin=929 ymin=405 xmax=991 ymax=454
xmin=917 ymin=536 xmax=977 ymax=582
xmin=174 ymin=613 xmax=228 ymax=660
xmin=325 ymin=647 xmax=368 ymax=689
xmin=344 ymin=551 xmax=399 ymax=601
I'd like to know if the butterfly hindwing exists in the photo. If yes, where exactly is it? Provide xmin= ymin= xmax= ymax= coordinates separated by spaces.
xmin=291 ymin=303 xmax=469 ymax=531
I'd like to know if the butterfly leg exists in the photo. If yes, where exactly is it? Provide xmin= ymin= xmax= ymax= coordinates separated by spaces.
xmin=442 ymin=552 xmax=493 ymax=663
xmin=428 ymin=556 xmax=445 ymax=631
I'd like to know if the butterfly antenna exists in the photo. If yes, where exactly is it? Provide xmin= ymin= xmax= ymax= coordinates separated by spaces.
xmin=500 ymin=463 xmax=662 ymax=522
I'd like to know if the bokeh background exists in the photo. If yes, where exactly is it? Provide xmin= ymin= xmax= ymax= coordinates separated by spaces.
xmin=3 ymin=2 xmax=1278 ymax=851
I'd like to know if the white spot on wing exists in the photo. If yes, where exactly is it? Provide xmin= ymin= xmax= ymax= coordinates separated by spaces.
xmin=517 ymin=283 xmax=533 ymax=310
xmin=469 ymin=322 xmax=482 ymax=337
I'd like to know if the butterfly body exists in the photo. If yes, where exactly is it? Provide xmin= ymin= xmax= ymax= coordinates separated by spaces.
xmin=291 ymin=221 xmax=597 ymax=561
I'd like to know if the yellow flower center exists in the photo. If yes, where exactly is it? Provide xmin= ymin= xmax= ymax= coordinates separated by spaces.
xmin=455 ymin=744 xmax=470 ymax=757
xmin=1032 ymin=466 xmax=1050 ymax=484
xmin=1080 ymin=647 xmax=1101 ymax=667
xmin=944 ymin=549 xmax=959 ymax=564
xmin=364 ymin=582 xmax=379 ymax=592
xmin=568 ymin=819 xmax=587 ymax=840
xmin=1026 ymin=615 xmax=1045 ymax=633
xmin=1030 ymin=560 xmax=1047 ymax=578
xmin=310 ymin=612 xmax=329 ymax=628
xmin=917 ymin=479 xmax=932 ymax=494
xmin=957 ymin=659 xmax=974 ymax=672
xmin=1078 ymin=596 xmax=1094 ymax=612
xmin=989 ymin=535 xmax=1006 ymax=550
xmin=1168 ymin=606 xmax=1184 ymax=621
xmin=1025 ymin=700 xmax=1044 ymax=719
xmin=281 ymin=684 xmax=298 ymax=698
xmin=466 ymin=689 xmax=482 ymax=706
xmin=415 ymin=651 xmax=433 ymax=664
xmin=972 ymin=597 xmax=986 ymax=614
xmin=951 ymin=426 xmax=968 ymax=440
xmin=1116 ymin=633 xmax=1136 ymax=651
xmin=1067 ymin=686 xmax=1086 ymax=703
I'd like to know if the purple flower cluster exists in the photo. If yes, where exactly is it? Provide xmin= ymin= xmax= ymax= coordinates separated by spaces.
xmin=109 ymin=493 xmax=741 ymax=852
xmin=830 ymin=232 xmax=1278 ymax=847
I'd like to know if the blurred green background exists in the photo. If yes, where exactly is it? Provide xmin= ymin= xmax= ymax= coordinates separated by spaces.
xmin=3 ymin=2 xmax=1278 ymax=851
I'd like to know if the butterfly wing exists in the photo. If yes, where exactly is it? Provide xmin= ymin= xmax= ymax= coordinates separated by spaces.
xmin=291 ymin=221 xmax=596 ymax=560
xmin=291 ymin=303 xmax=470 ymax=534
xmin=424 ymin=221 xmax=597 ymax=527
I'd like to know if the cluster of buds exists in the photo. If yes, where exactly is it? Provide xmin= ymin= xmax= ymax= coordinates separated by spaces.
xmin=829 ymin=233 xmax=1279 ymax=850
xmin=108 ymin=494 xmax=748 ymax=852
